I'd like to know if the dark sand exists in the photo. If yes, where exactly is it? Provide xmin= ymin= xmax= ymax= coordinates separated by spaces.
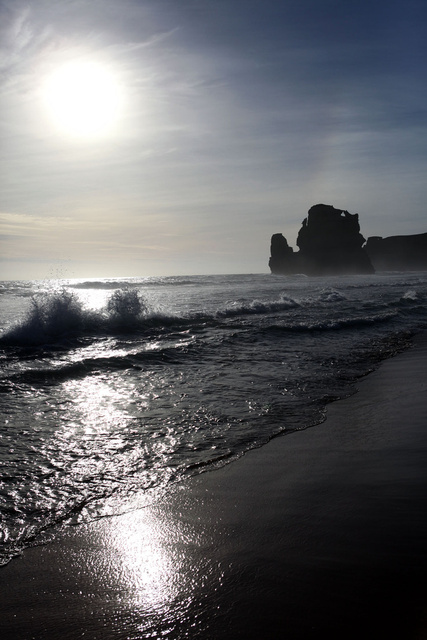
xmin=2 ymin=336 xmax=427 ymax=639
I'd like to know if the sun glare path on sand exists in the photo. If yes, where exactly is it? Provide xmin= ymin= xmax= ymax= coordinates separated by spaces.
xmin=42 ymin=60 xmax=123 ymax=139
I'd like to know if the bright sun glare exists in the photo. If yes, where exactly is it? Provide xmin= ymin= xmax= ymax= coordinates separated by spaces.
xmin=43 ymin=60 xmax=123 ymax=138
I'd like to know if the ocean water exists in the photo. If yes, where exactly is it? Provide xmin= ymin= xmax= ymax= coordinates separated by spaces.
xmin=1 ymin=272 xmax=426 ymax=565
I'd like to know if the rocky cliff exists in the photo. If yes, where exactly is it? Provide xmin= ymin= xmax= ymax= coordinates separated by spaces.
xmin=269 ymin=204 xmax=374 ymax=276
xmin=365 ymin=234 xmax=427 ymax=271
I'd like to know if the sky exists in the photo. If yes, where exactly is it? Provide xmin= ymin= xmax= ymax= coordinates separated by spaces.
xmin=1 ymin=0 xmax=427 ymax=279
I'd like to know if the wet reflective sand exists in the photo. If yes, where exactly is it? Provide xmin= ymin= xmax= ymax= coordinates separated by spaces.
xmin=2 ymin=336 xmax=427 ymax=639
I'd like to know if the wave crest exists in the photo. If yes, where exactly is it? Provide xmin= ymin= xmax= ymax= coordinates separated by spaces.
xmin=0 ymin=288 xmax=151 ymax=346
xmin=106 ymin=288 xmax=148 ymax=321
xmin=218 ymin=294 xmax=299 ymax=318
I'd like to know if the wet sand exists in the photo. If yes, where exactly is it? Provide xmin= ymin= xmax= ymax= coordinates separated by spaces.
xmin=2 ymin=335 xmax=427 ymax=639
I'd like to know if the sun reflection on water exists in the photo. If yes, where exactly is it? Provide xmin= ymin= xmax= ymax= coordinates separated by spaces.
xmin=84 ymin=497 xmax=221 ymax=631
xmin=62 ymin=375 xmax=132 ymax=435
xmin=55 ymin=373 xmax=206 ymax=620
xmin=104 ymin=509 xmax=182 ymax=611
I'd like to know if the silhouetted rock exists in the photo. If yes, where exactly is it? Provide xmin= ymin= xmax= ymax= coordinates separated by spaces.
xmin=268 ymin=234 xmax=299 ymax=274
xmin=365 ymin=234 xmax=427 ymax=271
xmin=269 ymin=204 xmax=374 ymax=275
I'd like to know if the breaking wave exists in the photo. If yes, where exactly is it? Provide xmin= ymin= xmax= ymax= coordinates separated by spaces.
xmin=0 ymin=289 xmax=159 ymax=346
xmin=0 ymin=288 xmax=301 ymax=347
xmin=218 ymin=295 xmax=299 ymax=317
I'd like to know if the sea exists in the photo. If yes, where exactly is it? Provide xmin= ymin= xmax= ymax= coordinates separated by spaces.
xmin=1 ymin=272 xmax=427 ymax=566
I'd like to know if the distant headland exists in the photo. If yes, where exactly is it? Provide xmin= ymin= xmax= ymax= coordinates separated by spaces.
xmin=269 ymin=204 xmax=427 ymax=275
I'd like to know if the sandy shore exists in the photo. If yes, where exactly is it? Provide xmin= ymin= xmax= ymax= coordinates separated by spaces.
xmin=2 ymin=335 xmax=427 ymax=639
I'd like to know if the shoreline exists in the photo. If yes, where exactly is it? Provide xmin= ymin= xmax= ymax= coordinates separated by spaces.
xmin=2 ymin=334 xmax=427 ymax=639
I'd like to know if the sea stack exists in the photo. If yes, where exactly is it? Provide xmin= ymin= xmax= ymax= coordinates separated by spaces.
xmin=269 ymin=204 xmax=374 ymax=276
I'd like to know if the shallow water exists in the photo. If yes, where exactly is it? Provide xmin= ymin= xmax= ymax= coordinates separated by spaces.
xmin=1 ymin=272 xmax=427 ymax=564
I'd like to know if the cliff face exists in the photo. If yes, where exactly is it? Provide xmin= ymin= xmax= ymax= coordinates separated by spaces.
xmin=269 ymin=204 xmax=374 ymax=276
xmin=365 ymin=234 xmax=427 ymax=271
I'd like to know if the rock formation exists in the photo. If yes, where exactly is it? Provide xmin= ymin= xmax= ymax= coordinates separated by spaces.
xmin=365 ymin=234 xmax=427 ymax=271
xmin=269 ymin=233 xmax=299 ymax=275
xmin=269 ymin=204 xmax=374 ymax=276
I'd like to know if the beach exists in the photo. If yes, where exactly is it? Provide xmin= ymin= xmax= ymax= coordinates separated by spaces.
xmin=2 ymin=334 xmax=427 ymax=639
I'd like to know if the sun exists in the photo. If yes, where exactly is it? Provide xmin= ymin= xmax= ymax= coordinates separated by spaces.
xmin=42 ymin=60 xmax=123 ymax=139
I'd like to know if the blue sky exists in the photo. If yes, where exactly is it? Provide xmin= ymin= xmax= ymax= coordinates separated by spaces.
xmin=1 ymin=0 xmax=426 ymax=279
